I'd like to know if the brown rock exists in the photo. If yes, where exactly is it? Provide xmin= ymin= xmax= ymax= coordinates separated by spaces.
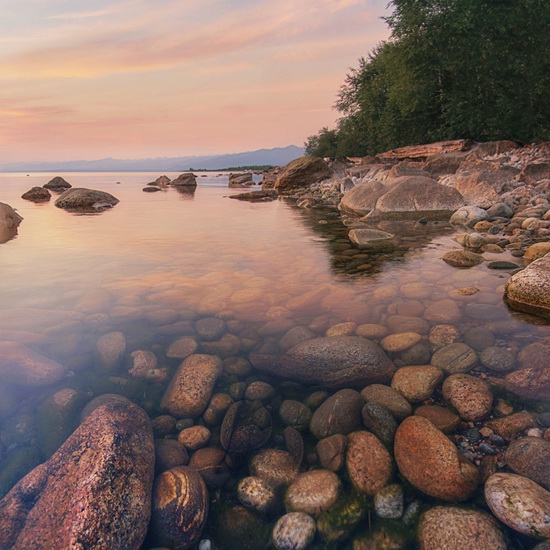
xmin=171 ymin=173 xmax=197 ymax=186
xmin=360 ymin=384 xmax=412 ymax=420
xmin=309 ymin=389 xmax=364 ymax=439
xmin=161 ymin=354 xmax=223 ymax=418
xmin=391 ymin=365 xmax=444 ymax=402
xmin=177 ymin=425 xmax=211 ymax=451
xmin=249 ymin=449 xmax=299 ymax=488
xmin=431 ymin=343 xmax=477 ymax=374
xmin=0 ymin=341 xmax=65 ymax=386
xmin=505 ymin=255 xmax=550 ymax=319
xmin=442 ymin=250 xmax=484 ymax=268
xmin=414 ymin=405 xmax=460 ymax=434
xmin=505 ymin=437 xmax=550 ymax=488
xmin=377 ymin=140 xmax=470 ymax=160
xmin=418 ymin=506 xmax=506 ymax=550
xmin=346 ymin=431 xmax=392 ymax=496
xmin=494 ymin=363 xmax=550 ymax=400
xmin=485 ymin=412 xmax=537 ymax=440
xmin=21 ymin=187 xmax=51 ymax=202
xmin=0 ymin=402 xmax=154 ymax=549
xmin=43 ymin=176 xmax=71 ymax=190
xmin=442 ymin=374 xmax=493 ymax=422
xmin=316 ymin=434 xmax=347 ymax=472
xmin=394 ymin=416 xmax=478 ymax=501
xmin=150 ymin=466 xmax=208 ymax=549
xmin=285 ymin=469 xmax=341 ymax=516
xmin=274 ymin=156 xmax=330 ymax=192
xmin=187 ymin=447 xmax=229 ymax=488
xmin=381 ymin=332 xmax=422 ymax=353
xmin=155 ymin=439 xmax=189 ymax=474
xmin=524 ymin=242 xmax=550 ymax=261
xmin=423 ymin=299 xmax=462 ymax=323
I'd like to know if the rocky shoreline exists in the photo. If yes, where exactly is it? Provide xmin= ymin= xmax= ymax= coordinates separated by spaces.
xmin=0 ymin=141 xmax=549 ymax=549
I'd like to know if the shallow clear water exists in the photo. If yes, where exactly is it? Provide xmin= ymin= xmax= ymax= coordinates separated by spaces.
xmin=0 ymin=172 xmax=548 ymax=547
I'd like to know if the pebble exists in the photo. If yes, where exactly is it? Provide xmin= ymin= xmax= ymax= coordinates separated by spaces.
xmin=360 ymin=384 xmax=412 ymax=420
xmin=284 ymin=469 xmax=341 ymax=516
xmin=272 ymin=513 xmax=316 ymax=550
xmin=391 ymin=365 xmax=444 ymax=402
xmin=480 ymin=346 xmax=515 ymax=372
xmin=374 ymin=484 xmax=403 ymax=519
xmin=431 ymin=343 xmax=477 ymax=374
xmin=442 ymin=374 xmax=493 ymax=421
xmin=237 ymin=476 xmax=277 ymax=514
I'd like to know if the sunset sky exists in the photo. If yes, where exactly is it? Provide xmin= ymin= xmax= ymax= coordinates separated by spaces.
xmin=0 ymin=0 xmax=390 ymax=163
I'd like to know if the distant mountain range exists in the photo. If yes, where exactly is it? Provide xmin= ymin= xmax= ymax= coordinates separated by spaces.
xmin=0 ymin=145 xmax=305 ymax=172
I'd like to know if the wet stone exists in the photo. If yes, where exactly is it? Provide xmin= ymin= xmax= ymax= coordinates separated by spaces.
xmin=391 ymin=365 xmax=444 ymax=402
xmin=442 ymin=374 xmax=493 ymax=422
xmin=194 ymin=317 xmax=226 ymax=341
xmin=177 ymin=425 xmax=211 ymax=451
xmin=279 ymin=400 xmax=312 ymax=430
xmin=431 ymin=343 xmax=477 ymax=374
xmin=428 ymin=324 xmax=461 ymax=349
xmin=505 ymin=437 xmax=550 ymax=488
xmin=374 ymin=484 xmax=404 ymax=519
xmin=309 ymin=389 xmax=364 ymax=439
xmin=316 ymin=434 xmax=347 ymax=472
xmin=414 ymin=405 xmax=460 ymax=434
xmin=244 ymin=381 xmax=275 ymax=401
xmin=284 ymin=469 xmax=341 ymax=517
xmin=237 ymin=476 xmax=277 ymax=514
xmin=360 ymin=384 xmax=412 ymax=420
xmin=381 ymin=332 xmax=422 ymax=353
xmin=154 ymin=439 xmax=189 ymax=474
xmin=361 ymin=402 xmax=398 ymax=448
xmin=272 ymin=512 xmax=316 ymax=550
xmin=480 ymin=346 xmax=515 ymax=372
xmin=249 ymin=449 xmax=299 ymax=488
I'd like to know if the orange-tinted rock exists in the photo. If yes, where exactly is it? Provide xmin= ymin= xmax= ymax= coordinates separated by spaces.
xmin=274 ymin=156 xmax=330 ymax=192
xmin=442 ymin=374 xmax=493 ymax=421
xmin=150 ymin=466 xmax=208 ymax=549
xmin=346 ymin=431 xmax=392 ymax=496
xmin=414 ymin=405 xmax=460 ymax=434
xmin=485 ymin=412 xmax=538 ymax=440
xmin=391 ymin=365 xmax=444 ymax=402
xmin=0 ymin=402 xmax=154 ymax=549
xmin=492 ymin=366 xmax=550 ymax=401
xmin=394 ymin=416 xmax=478 ymax=501
xmin=285 ymin=470 xmax=341 ymax=517
xmin=309 ymin=389 xmax=364 ymax=439
xmin=505 ymin=437 xmax=550 ymax=489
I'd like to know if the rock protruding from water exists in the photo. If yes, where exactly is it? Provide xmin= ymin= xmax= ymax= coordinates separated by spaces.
xmin=228 ymin=173 xmax=254 ymax=187
xmin=0 ymin=202 xmax=23 ymax=243
xmin=504 ymin=255 xmax=550 ymax=319
xmin=21 ymin=187 xmax=51 ymax=202
xmin=366 ymin=176 xmax=464 ymax=220
xmin=54 ymin=188 xmax=119 ymax=212
xmin=0 ymin=401 xmax=154 ymax=549
xmin=43 ymin=176 xmax=71 ymax=190
xmin=394 ymin=416 xmax=478 ymax=501
xmin=274 ymin=156 xmax=330 ymax=192
xmin=171 ymin=173 xmax=197 ymax=187
xmin=250 ymin=336 xmax=395 ymax=389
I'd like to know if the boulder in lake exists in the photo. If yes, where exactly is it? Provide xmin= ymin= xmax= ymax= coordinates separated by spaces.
xmin=228 ymin=173 xmax=254 ymax=187
xmin=54 ymin=188 xmax=119 ymax=212
xmin=43 ymin=176 xmax=71 ymax=190
xmin=171 ymin=173 xmax=197 ymax=186
xmin=0 ymin=401 xmax=154 ymax=549
xmin=250 ymin=336 xmax=395 ymax=389
xmin=348 ymin=228 xmax=395 ymax=249
xmin=366 ymin=176 xmax=464 ymax=220
xmin=274 ymin=156 xmax=330 ymax=193
xmin=21 ymin=187 xmax=51 ymax=202
xmin=0 ymin=202 xmax=23 ymax=243
xmin=504 ymin=255 xmax=550 ymax=319
xmin=338 ymin=180 xmax=387 ymax=216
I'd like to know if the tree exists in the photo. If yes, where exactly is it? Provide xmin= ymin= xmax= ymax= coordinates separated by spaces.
xmin=304 ymin=127 xmax=339 ymax=158
xmin=311 ymin=0 xmax=550 ymax=158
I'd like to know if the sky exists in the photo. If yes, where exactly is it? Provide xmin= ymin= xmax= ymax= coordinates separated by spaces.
xmin=0 ymin=0 xmax=390 ymax=162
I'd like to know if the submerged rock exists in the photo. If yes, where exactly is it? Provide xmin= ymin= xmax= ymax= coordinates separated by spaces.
xmin=348 ymin=228 xmax=396 ymax=249
xmin=250 ymin=336 xmax=395 ymax=389
xmin=272 ymin=512 xmax=316 ymax=550
xmin=21 ymin=186 xmax=51 ymax=202
xmin=54 ymin=188 xmax=119 ymax=211
xmin=0 ymin=401 xmax=154 ymax=549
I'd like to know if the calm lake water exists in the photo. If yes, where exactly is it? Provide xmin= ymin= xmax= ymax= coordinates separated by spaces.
xmin=0 ymin=171 xmax=548 ymax=547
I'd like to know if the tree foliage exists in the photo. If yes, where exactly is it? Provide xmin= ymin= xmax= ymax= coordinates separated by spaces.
xmin=305 ymin=0 xmax=550 ymax=157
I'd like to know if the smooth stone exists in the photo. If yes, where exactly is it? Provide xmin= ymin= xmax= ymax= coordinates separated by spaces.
xmin=374 ymin=484 xmax=404 ymax=519
xmin=279 ymin=326 xmax=316 ymax=352
xmin=150 ymin=466 xmax=208 ymax=550
xmin=250 ymin=336 xmax=395 ymax=389
xmin=428 ymin=324 xmax=461 ymax=349
xmin=54 ymin=188 xmax=119 ymax=211
xmin=356 ymin=324 xmax=390 ymax=339
xmin=360 ymin=384 xmax=412 ymax=420
xmin=237 ymin=476 xmax=277 ymax=514
xmin=485 ymin=412 xmax=538 ymax=440
xmin=423 ymin=299 xmax=462 ymax=323
xmin=480 ymin=346 xmax=515 ymax=372
xmin=244 ymin=381 xmax=275 ymax=401
xmin=524 ymin=242 xmax=550 ymax=261
xmin=279 ymin=400 xmax=312 ymax=431
xmin=316 ymin=492 xmax=368 ymax=543
xmin=414 ymin=405 xmax=460 ymax=434
xmin=43 ymin=176 xmax=71 ymax=190
xmin=0 ymin=402 xmax=154 ymax=549
xmin=177 ymin=425 xmax=211 ymax=451
xmin=361 ymin=402 xmax=398 ymax=448
xmin=391 ymin=365 xmax=444 ymax=402
xmin=194 ymin=317 xmax=226 ymax=341
xmin=418 ymin=506 xmax=506 ymax=550
xmin=326 ymin=321 xmax=357 ymax=337
xmin=394 ymin=416 xmax=478 ymax=501
xmin=463 ymin=326 xmax=495 ymax=351
xmin=202 ymin=393 xmax=233 ymax=426
xmin=161 ymin=354 xmax=223 ymax=418
xmin=348 ymin=228 xmax=395 ymax=248
xmin=464 ymin=303 xmax=502 ymax=321
xmin=0 ymin=341 xmax=66 ymax=386
xmin=381 ymin=332 xmax=422 ymax=353
xmin=154 ymin=439 xmax=189 ymax=474
xmin=488 ymin=260 xmax=521 ymax=270
xmin=431 ymin=343 xmax=477 ymax=373
xmin=442 ymin=374 xmax=493 ymax=422
xmin=212 ymin=505 xmax=270 ymax=550
xmin=166 ymin=337 xmax=199 ymax=359
xmin=346 ymin=431 xmax=392 ymax=496
xmin=505 ymin=255 xmax=550 ymax=318
xmin=386 ymin=315 xmax=430 ymax=334
xmin=285 ymin=470 xmax=341 ymax=517
xmin=272 ymin=512 xmax=316 ymax=550
xmin=96 ymin=331 xmax=126 ymax=372
xmin=309 ymin=389 xmax=364 ymax=439
xmin=485 ymin=473 xmax=550 ymax=538
xmin=249 ymin=449 xmax=299 ymax=488
xmin=187 ymin=448 xmax=229 ymax=489
xmin=505 ymin=437 xmax=550 ymax=488
xmin=442 ymin=250 xmax=484 ymax=268
xmin=316 ymin=434 xmax=347 ymax=472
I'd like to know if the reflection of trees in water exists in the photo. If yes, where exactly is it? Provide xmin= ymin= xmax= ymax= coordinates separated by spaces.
xmin=288 ymin=202 xmax=456 ymax=280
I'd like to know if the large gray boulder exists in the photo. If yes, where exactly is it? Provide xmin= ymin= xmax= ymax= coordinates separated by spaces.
xmin=0 ymin=203 xmax=23 ymax=243
xmin=250 ymin=336 xmax=395 ymax=389
xmin=504 ymin=255 xmax=550 ymax=319
xmin=54 ymin=188 xmax=119 ymax=212
xmin=0 ymin=401 xmax=155 ymax=549
xmin=338 ymin=180 xmax=387 ymax=216
xmin=366 ymin=176 xmax=464 ymax=220
xmin=274 ymin=156 xmax=330 ymax=193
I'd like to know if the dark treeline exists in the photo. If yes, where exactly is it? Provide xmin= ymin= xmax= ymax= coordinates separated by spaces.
xmin=306 ymin=0 xmax=550 ymax=158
